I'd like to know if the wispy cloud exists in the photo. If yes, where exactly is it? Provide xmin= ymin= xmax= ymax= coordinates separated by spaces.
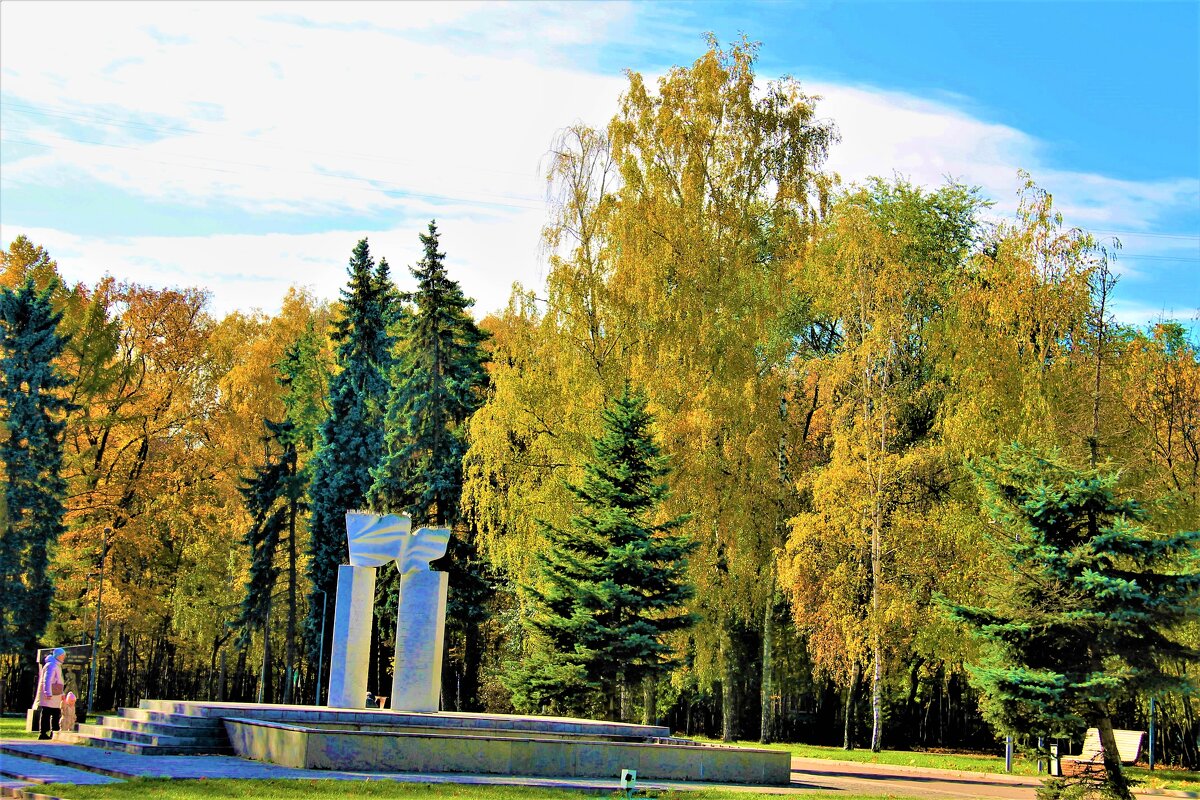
xmin=1 ymin=2 xmax=1195 ymax=325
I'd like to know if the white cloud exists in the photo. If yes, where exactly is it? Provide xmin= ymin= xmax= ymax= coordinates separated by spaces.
xmin=1 ymin=206 xmax=547 ymax=320
xmin=2 ymin=2 xmax=1195 ymax=323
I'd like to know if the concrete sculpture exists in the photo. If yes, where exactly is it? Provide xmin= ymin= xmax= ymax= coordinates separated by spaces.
xmin=326 ymin=512 xmax=450 ymax=712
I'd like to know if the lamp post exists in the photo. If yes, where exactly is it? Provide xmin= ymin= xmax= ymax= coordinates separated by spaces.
xmin=314 ymin=589 xmax=327 ymax=706
xmin=86 ymin=527 xmax=110 ymax=718
xmin=82 ymin=573 xmax=99 ymax=643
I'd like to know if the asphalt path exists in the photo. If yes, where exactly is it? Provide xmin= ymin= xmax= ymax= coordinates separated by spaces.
xmin=4 ymin=740 xmax=1190 ymax=799
xmin=791 ymin=757 xmax=1041 ymax=798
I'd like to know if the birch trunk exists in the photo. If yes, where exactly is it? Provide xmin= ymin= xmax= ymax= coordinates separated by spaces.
xmin=760 ymin=597 xmax=774 ymax=743
xmin=844 ymin=661 xmax=860 ymax=750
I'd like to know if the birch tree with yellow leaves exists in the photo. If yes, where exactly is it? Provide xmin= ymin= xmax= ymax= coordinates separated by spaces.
xmin=783 ymin=179 xmax=982 ymax=751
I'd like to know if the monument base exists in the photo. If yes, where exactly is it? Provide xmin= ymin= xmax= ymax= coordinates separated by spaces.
xmin=68 ymin=699 xmax=790 ymax=785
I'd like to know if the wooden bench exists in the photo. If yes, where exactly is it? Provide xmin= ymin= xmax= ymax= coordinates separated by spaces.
xmin=1061 ymin=728 xmax=1144 ymax=777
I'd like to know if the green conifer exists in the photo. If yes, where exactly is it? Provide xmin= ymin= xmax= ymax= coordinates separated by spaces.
xmin=513 ymin=383 xmax=697 ymax=719
xmin=306 ymin=239 xmax=395 ymax=672
xmin=948 ymin=445 xmax=1200 ymax=799
xmin=370 ymin=221 xmax=490 ymax=710
xmin=0 ymin=277 xmax=74 ymax=654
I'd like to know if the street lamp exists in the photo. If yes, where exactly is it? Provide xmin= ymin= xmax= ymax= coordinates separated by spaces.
xmin=86 ymin=527 xmax=110 ymax=718
xmin=82 ymin=573 xmax=99 ymax=643
xmin=313 ymin=589 xmax=327 ymax=706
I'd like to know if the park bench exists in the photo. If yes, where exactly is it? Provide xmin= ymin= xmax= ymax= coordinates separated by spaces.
xmin=1061 ymin=728 xmax=1144 ymax=777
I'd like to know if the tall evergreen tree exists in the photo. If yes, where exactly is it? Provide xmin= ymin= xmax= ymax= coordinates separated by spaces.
xmin=233 ymin=417 xmax=305 ymax=702
xmin=370 ymin=220 xmax=490 ymax=710
xmin=306 ymin=239 xmax=395 ymax=683
xmin=947 ymin=446 xmax=1200 ymax=800
xmin=511 ymin=383 xmax=697 ymax=720
xmin=0 ymin=277 xmax=74 ymax=655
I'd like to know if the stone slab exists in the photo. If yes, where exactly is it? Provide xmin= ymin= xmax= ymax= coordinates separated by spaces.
xmin=223 ymin=717 xmax=791 ymax=785
xmin=390 ymin=569 xmax=448 ymax=712
xmin=326 ymin=565 xmax=375 ymax=709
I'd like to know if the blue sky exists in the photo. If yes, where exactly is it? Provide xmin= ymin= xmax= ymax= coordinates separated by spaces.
xmin=1 ymin=1 xmax=1197 ymax=328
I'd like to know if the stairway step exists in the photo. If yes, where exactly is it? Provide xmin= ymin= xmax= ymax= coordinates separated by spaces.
xmin=91 ymin=719 xmax=225 ymax=743
xmin=72 ymin=724 xmax=204 ymax=748
xmin=113 ymin=709 xmax=223 ymax=730
xmin=0 ymin=753 xmax=121 ymax=787
xmin=52 ymin=731 xmax=231 ymax=756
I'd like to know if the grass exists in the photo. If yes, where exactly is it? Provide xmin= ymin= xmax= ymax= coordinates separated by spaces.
xmin=691 ymin=737 xmax=1041 ymax=776
xmin=0 ymin=712 xmax=39 ymax=740
xmin=1127 ymin=765 xmax=1200 ymax=792
xmin=35 ymin=780 xmax=905 ymax=800
xmin=696 ymin=737 xmax=1200 ymax=792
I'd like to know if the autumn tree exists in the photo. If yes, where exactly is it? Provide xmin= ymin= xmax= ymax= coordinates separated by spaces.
xmin=510 ymin=383 xmax=696 ymax=720
xmin=306 ymin=239 xmax=395 ymax=686
xmin=598 ymin=36 xmax=836 ymax=739
xmin=0 ymin=277 xmax=74 ymax=656
xmin=948 ymin=446 xmax=1200 ymax=800
xmin=233 ymin=417 xmax=304 ymax=703
xmin=783 ymin=179 xmax=981 ymax=751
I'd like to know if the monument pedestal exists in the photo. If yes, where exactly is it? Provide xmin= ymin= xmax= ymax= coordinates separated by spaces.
xmin=327 ymin=565 xmax=376 ymax=709
xmin=391 ymin=570 xmax=448 ymax=712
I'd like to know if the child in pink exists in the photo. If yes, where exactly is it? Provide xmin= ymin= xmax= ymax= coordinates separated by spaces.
xmin=60 ymin=692 xmax=77 ymax=733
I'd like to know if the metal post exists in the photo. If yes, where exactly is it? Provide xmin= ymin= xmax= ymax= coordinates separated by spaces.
xmin=314 ymin=589 xmax=327 ymax=706
xmin=1149 ymin=697 xmax=1156 ymax=770
xmin=1005 ymin=736 xmax=1013 ymax=773
xmin=86 ymin=528 xmax=110 ymax=717
xmin=82 ymin=573 xmax=98 ymax=642
xmin=1038 ymin=736 xmax=1045 ymax=773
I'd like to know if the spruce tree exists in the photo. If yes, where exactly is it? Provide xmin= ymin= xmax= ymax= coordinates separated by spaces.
xmin=0 ymin=277 xmax=74 ymax=655
xmin=512 ymin=383 xmax=696 ymax=720
xmin=369 ymin=220 xmax=490 ymax=710
xmin=234 ymin=418 xmax=305 ymax=702
xmin=306 ymin=239 xmax=395 ymax=679
xmin=947 ymin=446 xmax=1200 ymax=800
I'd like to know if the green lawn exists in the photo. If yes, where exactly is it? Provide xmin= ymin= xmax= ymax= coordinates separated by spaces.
xmin=695 ymin=738 xmax=1200 ymax=792
xmin=36 ymin=780 xmax=903 ymax=800
xmin=0 ymin=712 xmax=38 ymax=739
xmin=1126 ymin=765 xmax=1200 ymax=793
xmin=690 ymin=737 xmax=1041 ymax=776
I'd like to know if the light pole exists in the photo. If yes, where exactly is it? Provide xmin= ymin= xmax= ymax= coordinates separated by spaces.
xmin=314 ymin=589 xmax=327 ymax=706
xmin=86 ymin=527 xmax=110 ymax=718
xmin=82 ymin=573 xmax=99 ymax=643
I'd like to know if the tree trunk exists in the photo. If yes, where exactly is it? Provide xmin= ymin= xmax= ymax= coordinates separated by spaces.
xmin=760 ymin=597 xmax=774 ymax=744
xmin=257 ymin=600 xmax=271 ymax=704
xmin=721 ymin=626 xmax=736 ymax=742
xmin=844 ymin=660 xmax=860 ymax=750
xmin=642 ymin=676 xmax=656 ymax=726
xmin=1097 ymin=715 xmax=1134 ymax=800
xmin=283 ymin=487 xmax=297 ymax=704
xmin=870 ymin=504 xmax=883 ymax=752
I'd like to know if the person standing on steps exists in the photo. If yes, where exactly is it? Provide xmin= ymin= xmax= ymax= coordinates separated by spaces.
xmin=34 ymin=648 xmax=66 ymax=739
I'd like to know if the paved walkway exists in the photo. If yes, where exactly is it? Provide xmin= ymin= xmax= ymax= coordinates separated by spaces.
xmin=2 ymin=739 xmax=1196 ymax=799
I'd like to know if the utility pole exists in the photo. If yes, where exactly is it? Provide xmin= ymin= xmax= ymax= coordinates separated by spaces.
xmin=86 ymin=527 xmax=110 ymax=718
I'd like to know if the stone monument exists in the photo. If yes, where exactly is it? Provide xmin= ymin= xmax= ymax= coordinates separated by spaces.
xmin=326 ymin=511 xmax=450 ymax=712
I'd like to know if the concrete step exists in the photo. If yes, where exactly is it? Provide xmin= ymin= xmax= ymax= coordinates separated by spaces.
xmin=90 ymin=714 xmax=225 ymax=743
xmin=72 ymin=723 xmax=207 ymax=748
xmin=52 ymin=731 xmax=231 ymax=756
xmin=112 ymin=708 xmax=224 ymax=730
xmin=0 ymin=753 xmax=122 ymax=787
